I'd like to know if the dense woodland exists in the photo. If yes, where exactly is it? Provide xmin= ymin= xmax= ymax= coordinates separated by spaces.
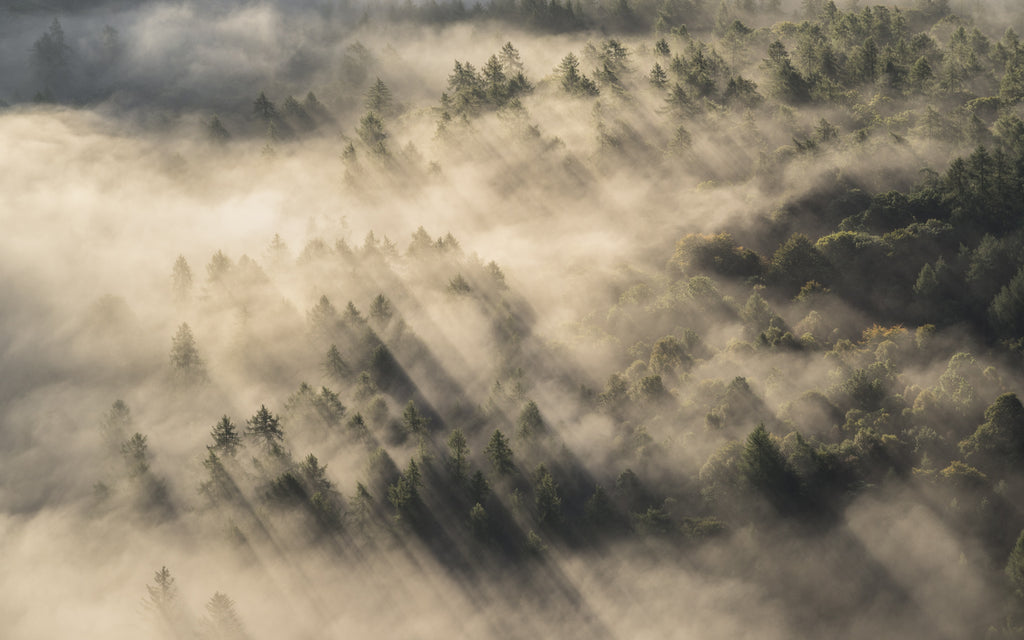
xmin=6 ymin=0 xmax=1024 ymax=638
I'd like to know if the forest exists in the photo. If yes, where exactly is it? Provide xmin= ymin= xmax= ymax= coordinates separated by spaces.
xmin=4 ymin=0 xmax=1024 ymax=637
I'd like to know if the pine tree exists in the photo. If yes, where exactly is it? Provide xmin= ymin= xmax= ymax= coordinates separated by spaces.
xmin=245 ymin=405 xmax=285 ymax=456
xmin=210 ymin=416 xmax=242 ymax=457
xmin=741 ymin=423 xmax=801 ymax=513
xmin=170 ymin=323 xmax=208 ymax=386
xmin=485 ymin=429 xmax=514 ymax=474
xmin=516 ymin=400 xmax=546 ymax=442
xmin=534 ymin=465 xmax=562 ymax=525
xmin=172 ymin=255 xmax=193 ymax=303
xmin=121 ymin=432 xmax=150 ymax=477
xmin=203 ymin=591 xmax=248 ymax=639
xmin=446 ymin=428 xmax=469 ymax=481
xmin=364 ymin=77 xmax=393 ymax=116
xmin=253 ymin=92 xmax=277 ymax=121
xmin=369 ymin=293 xmax=393 ymax=323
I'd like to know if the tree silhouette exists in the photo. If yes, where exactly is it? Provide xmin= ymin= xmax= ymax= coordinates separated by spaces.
xmin=170 ymin=323 xmax=208 ymax=386
xmin=245 ymin=405 xmax=285 ymax=457
xmin=485 ymin=429 xmax=514 ymax=474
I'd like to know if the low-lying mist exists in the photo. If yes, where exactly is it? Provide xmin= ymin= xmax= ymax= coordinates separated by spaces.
xmin=5 ymin=0 xmax=1024 ymax=638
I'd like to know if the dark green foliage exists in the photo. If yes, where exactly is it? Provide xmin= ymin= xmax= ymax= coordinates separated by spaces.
xmin=765 ymin=40 xmax=811 ymax=103
xmin=469 ymin=470 xmax=490 ymax=504
xmin=210 ymin=416 xmax=242 ymax=457
xmin=960 ymin=393 xmax=1024 ymax=476
xmin=632 ymin=506 xmax=672 ymax=535
xmin=533 ymin=465 xmax=562 ymax=525
xmin=1007 ymin=530 xmax=1024 ymax=600
xmin=558 ymin=53 xmax=599 ymax=96
xmin=990 ymin=266 xmax=1024 ymax=338
xmin=448 ymin=273 xmax=472 ymax=294
xmin=769 ymin=233 xmax=832 ymax=297
xmin=101 ymin=399 xmax=132 ymax=449
xmin=282 ymin=96 xmax=314 ymax=133
xmin=723 ymin=75 xmax=763 ymax=108
xmin=670 ymin=233 xmax=762 ymax=280
xmin=369 ymin=344 xmax=403 ymax=392
xmin=649 ymin=336 xmax=691 ymax=376
xmin=387 ymin=458 xmax=422 ymax=517
xmin=469 ymin=502 xmax=489 ymax=538
xmin=364 ymin=77 xmax=393 ymax=116
xmin=680 ymin=517 xmax=727 ymax=539
xmin=121 ymin=432 xmax=150 ymax=477
xmin=199 ymin=449 xmax=236 ymax=504
xmin=369 ymin=294 xmax=393 ymax=324
xmin=741 ymin=423 xmax=802 ymax=514
xmin=253 ymin=92 xmax=277 ymax=121
xmin=583 ymin=484 xmax=616 ymax=526
xmin=324 ymin=345 xmax=350 ymax=381
xmin=649 ymin=62 xmax=668 ymax=88
xmin=31 ymin=19 xmax=70 ymax=94
xmin=485 ymin=429 xmax=514 ymax=474
xmin=515 ymin=400 xmax=545 ymax=441
xmin=401 ymin=400 xmax=428 ymax=439
xmin=446 ymin=428 xmax=469 ymax=481
xmin=245 ymin=405 xmax=285 ymax=457
xmin=357 ymin=111 xmax=388 ymax=153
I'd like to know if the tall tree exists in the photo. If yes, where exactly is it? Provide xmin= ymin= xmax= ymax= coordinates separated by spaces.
xmin=516 ymin=400 xmax=546 ymax=442
xmin=446 ymin=428 xmax=470 ymax=481
xmin=485 ymin=429 xmax=514 ymax=474
xmin=364 ymin=77 xmax=393 ymax=116
xmin=171 ymin=255 xmax=193 ymax=304
xmin=170 ymin=323 xmax=208 ymax=386
xmin=741 ymin=423 xmax=801 ymax=514
xmin=245 ymin=405 xmax=285 ymax=456
xmin=31 ymin=18 xmax=71 ymax=94
xmin=253 ymin=92 xmax=277 ymax=121
xmin=202 ymin=591 xmax=248 ymax=639
xmin=210 ymin=416 xmax=242 ymax=457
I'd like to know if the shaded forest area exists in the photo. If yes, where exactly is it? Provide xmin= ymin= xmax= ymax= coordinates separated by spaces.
xmin=5 ymin=0 xmax=1024 ymax=638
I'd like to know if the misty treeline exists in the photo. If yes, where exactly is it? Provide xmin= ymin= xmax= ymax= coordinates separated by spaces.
xmin=7 ymin=0 xmax=1024 ymax=638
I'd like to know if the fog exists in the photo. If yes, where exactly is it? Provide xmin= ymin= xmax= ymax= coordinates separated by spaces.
xmin=3 ymin=0 xmax=1024 ymax=638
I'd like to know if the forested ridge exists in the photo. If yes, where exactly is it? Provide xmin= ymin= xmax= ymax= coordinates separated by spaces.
xmin=4 ymin=0 xmax=1024 ymax=638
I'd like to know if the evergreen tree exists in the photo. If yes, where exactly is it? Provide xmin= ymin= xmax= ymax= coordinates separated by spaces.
xmin=253 ymin=92 xmax=277 ymax=121
xmin=172 ymin=255 xmax=193 ymax=304
xmin=1007 ymin=529 xmax=1024 ymax=600
xmin=324 ymin=344 xmax=350 ymax=381
xmin=533 ymin=465 xmax=562 ymax=526
xmin=121 ymin=432 xmax=150 ymax=477
xmin=210 ymin=416 xmax=242 ymax=457
xmin=246 ymin=405 xmax=285 ymax=456
xmin=364 ymin=77 xmax=393 ymax=116
xmin=516 ymin=400 xmax=546 ymax=442
xmin=369 ymin=293 xmax=393 ymax=323
xmin=357 ymin=111 xmax=388 ymax=153
xmin=446 ymin=428 xmax=470 ymax=481
xmin=202 ymin=591 xmax=248 ymax=640
xmin=649 ymin=62 xmax=668 ymax=88
xmin=485 ymin=429 xmax=514 ymax=474
xmin=170 ymin=323 xmax=208 ymax=386
xmin=741 ymin=423 xmax=801 ymax=514
xmin=31 ymin=18 xmax=71 ymax=94
xmin=401 ymin=401 xmax=428 ymax=439
xmin=207 ymin=116 xmax=231 ymax=143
